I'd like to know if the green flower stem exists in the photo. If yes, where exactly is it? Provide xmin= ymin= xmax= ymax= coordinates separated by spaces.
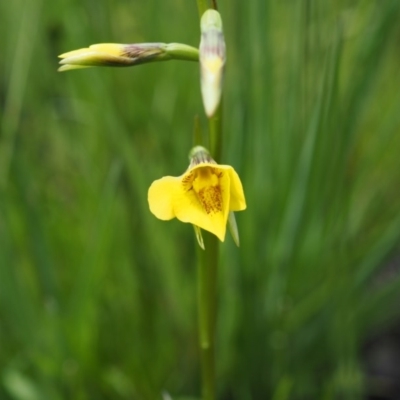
xmin=196 ymin=0 xmax=218 ymax=15
xmin=196 ymin=0 xmax=209 ymax=17
xmin=165 ymin=43 xmax=199 ymax=61
xmin=195 ymin=3 xmax=221 ymax=400
xmin=197 ymin=231 xmax=219 ymax=400
xmin=208 ymin=99 xmax=223 ymax=161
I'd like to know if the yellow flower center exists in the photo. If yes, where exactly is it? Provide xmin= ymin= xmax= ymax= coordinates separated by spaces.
xmin=184 ymin=167 xmax=223 ymax=214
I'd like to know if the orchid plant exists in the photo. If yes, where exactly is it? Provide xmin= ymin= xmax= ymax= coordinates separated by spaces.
xmin=59 ymin=4 xmax=246 ymax=400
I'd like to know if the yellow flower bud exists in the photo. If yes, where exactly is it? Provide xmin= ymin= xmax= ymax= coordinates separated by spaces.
xmin=58 ymin=42 xmax=199 ymax=72
xmin=199 ymin=10 xmax=226 ymax=117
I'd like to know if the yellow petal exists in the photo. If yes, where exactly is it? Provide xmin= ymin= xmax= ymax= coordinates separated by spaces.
xmin=58 ymin=64 xmax=92 ymax=72
xmin=58 ymin=43 xmax=136 ymax=70
xmin=227 ymin=169 xmax=247 ymax=211
xmin=59 ymin=43 xmax=124 ymax=59
xmin=174 ymin=184 xmax=227 ymax=242
xmin=179 ymin=165 xmax=230 ymax=241
xmin=148 ymin=167 xmax=231 ymax=242
xmin=148 ymin=176 xmax=180 ymax=220
xmin=89 ymin=43 xmax=125 ymax=56
xmin=59 ymin=51 xmax=132 ymax=66
xmin=190 ymin=163 xmax=245 ymax=211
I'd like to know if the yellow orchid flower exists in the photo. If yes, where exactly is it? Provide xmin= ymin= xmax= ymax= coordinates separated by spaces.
xmin=58 ymin=42 xmax=199 ymax=72
xmin=148 ymin=146 xmax=246 ymax=244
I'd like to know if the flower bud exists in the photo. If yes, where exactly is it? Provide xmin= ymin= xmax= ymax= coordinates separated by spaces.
xmin=58 ymin=42 xmax=198 ymax=72
xmin=199 ymin=10 xmax=226 ymax=117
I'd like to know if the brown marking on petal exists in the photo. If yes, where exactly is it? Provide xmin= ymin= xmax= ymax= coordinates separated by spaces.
xmin=196 ymin=185 xmax=222 ymax=214
xmin=215 ymin=169 xmax=223 ymax=178
xmin=191 ymin=167 xmax=224 ymax=215
xmin=182 ymin=171 xmax=195 ymax=190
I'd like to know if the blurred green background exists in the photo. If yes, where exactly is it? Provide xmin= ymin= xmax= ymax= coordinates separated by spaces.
xmin=1 ymin=0 xmax=400 ymax=399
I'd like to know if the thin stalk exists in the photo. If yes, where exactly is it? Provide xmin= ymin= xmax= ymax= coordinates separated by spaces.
xmin=193 ymin=115 xmax=203 ymax=147
xmin=196 ymin=0 xmax=209 ymax=17
xmin=196 ymin=81 xmax=223 ymax=400
xmin=195 ymin=3 xmax=222 ymax=400
xmin=197 ymin=0 xmax=218 ymax=19
xmin=197 ymin=231 xmax=219 ymax=400
xmin=196 ymin=71 xmax=223 ymax=400
xmin=208 ymin=100 xmax=223 ymax=160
